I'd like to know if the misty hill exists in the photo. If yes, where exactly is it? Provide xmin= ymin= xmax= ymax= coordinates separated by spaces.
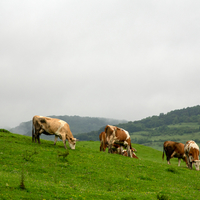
xmin=76 ymin=105 xmax=200 ymax=151
xmin=10 ymin=115 xmax=127 ymax=139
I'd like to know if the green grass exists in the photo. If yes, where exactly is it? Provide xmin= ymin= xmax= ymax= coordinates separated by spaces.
xmin=0 ymin=131 xmax=200 ymax=200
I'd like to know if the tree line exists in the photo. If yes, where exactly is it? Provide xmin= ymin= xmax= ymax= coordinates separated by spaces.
xmin=76 ymin=105 xmax=200 ymax=141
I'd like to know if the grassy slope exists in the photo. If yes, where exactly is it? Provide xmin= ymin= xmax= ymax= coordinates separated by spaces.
xmin=130 ymin=122 xmax=200 ymax=151
xmin=0 ymin=131 xmax=200 ymax=200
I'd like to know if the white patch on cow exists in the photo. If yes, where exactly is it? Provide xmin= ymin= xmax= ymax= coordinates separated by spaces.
xmin=55 ymin=120 xmax=66 ymax=136
xmin=123 ymin=130 xmax=130 ymax=140
xmin=189 ymin=142 xmax=199 ymax=150
xmin=184 ymin=140 xmax=199 ymax=153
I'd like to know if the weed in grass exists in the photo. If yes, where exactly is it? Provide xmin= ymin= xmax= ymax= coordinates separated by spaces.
xmin=166 ymin=167 xmax=179 ymax=174
xmin=53 ymin=154 xmax=58 ymax=184
xmin=20 ymin=163 xmax=25 ymax=190
xmin=22 ymin=149 xmax=38 ymax=161
xmin=57 ymin=150 xmax=69 ymax=161
xmin=138 ymin=175 xmax=152 ymax=181
xmin=20 ymin=149 xmax=38 ymax=189
xmin=157 ymin=192 xmax=169 ymax=200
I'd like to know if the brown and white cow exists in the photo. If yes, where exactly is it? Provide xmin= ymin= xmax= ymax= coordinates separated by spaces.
xmin=105 ymin=125 xmax=133 ymax=157
xmin=32 ymin=115 xmax=77 ymax=149
xmin=162 ymin=141 xmax=187 ymax=166
xmin=121 ymin=149 xmax=139 ymax=159
xmin=99 ymin=132 xmax=107 ymax=152
xmin=184 ymin=140 xmax=200 ymax=170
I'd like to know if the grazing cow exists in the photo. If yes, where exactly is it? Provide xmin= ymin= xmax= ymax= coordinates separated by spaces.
xmin=99 ymin=132 xmax=107 ymax=151
xmin=184 ymin=140 xmax=200 ymax=170
xmin=32 ymin=115 xmax=77 ymax=149
xmin=162 ymin=141 xmax=187 ymax=166
xmin=105 ymin=125 xmax=133 ymax=157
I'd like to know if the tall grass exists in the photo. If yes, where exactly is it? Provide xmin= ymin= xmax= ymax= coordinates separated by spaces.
xmin=0 ymin=131 xmax=200 ymax=199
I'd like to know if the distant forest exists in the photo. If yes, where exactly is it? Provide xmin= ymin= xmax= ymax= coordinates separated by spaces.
xmin=76 ymin=105 xmax=200 ymax=142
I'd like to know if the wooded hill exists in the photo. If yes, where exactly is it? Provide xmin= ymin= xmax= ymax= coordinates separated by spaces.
xmin=76 ymin=105 xmax=200 ymax=151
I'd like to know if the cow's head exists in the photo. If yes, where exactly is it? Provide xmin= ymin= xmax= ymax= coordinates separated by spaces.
xmin=193 ymin=160 xmax=200 ymax=171
xmin=68 ymin=138 xmax=77 ymax=150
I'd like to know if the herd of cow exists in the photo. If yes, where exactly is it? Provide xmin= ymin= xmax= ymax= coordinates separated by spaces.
xmin=32 ymin=115 xmax=200 ymax=171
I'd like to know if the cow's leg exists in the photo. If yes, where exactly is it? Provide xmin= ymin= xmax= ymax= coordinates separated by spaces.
xmin=34 ymin=133 xmax=37 ymax=143
xmin=108 ymin=143 xmax=113 ymax=153
xmin=103 ymin=145 xmax=106 ymax=152
xmin=167 ymin=157 xmax=171 ymax=165
xmin=35 ymin=129 xmax=43 ymax=144
xmin=186 ymin=156 xmax=192 ymax=169
xmin=127 ymin=145 xmax=131 ymax=157
xmin=32 ymin=128 xmax=35 ymax=143
xmin=37 ymin=134 xmax=40 ymax=144
xmin=130 ymin=149 xmax=133 ymax=158
xmin=33 ymin=129 xmax=38 ymax=143
xmin=178 ymin=158 xmax=181 ymax=166
xmin=100 ymin=142 xmax=103 ymax=151
xmin=171 ymin=150 xmax=176 ymax=158
xmin=54 ymin=136 xmax=58 ymax=145
xmin=63 ymin=140 xmax=67 ymax=149
xmin=120 ymin=146 xmax=123 ymax=155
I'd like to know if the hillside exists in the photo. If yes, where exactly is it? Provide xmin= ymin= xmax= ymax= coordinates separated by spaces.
xmin=76 ymin=105 xmax=200 ymax=151
xmin=0 ymin=130 xmax=200 ymax=199
xmin=9 ymin=115 xmax=127 ymax=138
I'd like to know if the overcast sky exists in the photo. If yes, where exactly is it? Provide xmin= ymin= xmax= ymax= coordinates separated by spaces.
xmin=1 ymin=0 xmax=200 ymax=129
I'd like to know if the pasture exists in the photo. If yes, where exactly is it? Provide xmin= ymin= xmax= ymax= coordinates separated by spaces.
xmin=0 ymin=130 xmax=200 ymax=200
xmin=130 ymin=122 xmax=200 ymax=151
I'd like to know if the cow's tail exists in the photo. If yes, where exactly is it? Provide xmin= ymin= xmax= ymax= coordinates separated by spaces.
xmin=99 ymin=132 xmax=102 ymax=141
xmin=104 ymin=125 xmax=108 ymax=134
xmin=162 ymin=147 xmax=165 ymax=160
xmin=32 ymin=118 xmax=35 ymax=142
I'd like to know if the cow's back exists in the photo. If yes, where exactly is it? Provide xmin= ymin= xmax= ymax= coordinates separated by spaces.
xmin=174 ymin=143 xmax=185 ymax=155
xmin=115 ymin=128 xmax=130 ymax=141
xmin=105 ymin=125 xmax=116 ymax=136
xmin=39 ymin=118 xmax=65 ymax=135
xmin=185 ymin=140 xmax=199 ymax=160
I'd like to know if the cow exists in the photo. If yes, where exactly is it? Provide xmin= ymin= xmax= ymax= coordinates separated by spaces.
xmin=99 ymin=132 xmax=107 ymax=151
xmin=32 ymin=115 xmax=77 ymax=149
xmin=121 ymin=149 xmax=139 ymax=159
xmin=162 ymin=141 xmax=187 ymax=166
xmin=105 ymin=125 xmax=133 ymax=157
xmin=184 ymin=140 xmax=200 ymax=170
